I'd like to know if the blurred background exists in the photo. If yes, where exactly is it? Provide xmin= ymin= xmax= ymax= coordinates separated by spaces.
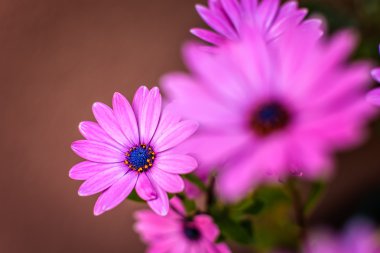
xmin=0 ymin=0 xmax=379 ymax=252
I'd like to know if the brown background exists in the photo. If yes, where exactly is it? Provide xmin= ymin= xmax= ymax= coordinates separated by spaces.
xmin=1 ymin=0 xmax=380 ymax=252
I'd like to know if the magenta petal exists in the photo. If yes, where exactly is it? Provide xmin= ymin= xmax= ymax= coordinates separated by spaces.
xmin=71 ymin=140 xmax=125 ymax=163
xmin=135 ymin=173 xmax=157 ymax=201
xmin=79 ymin=121 xmax=124 ymax=150
xmin=112 ymin=92 xmax=139 ymax=145
xmin=132 ymin=86 xmax=149 ymax=122
xmin=147 ymin=184 xmax=169 ymax=216
xmin=151 ymin=103 xmax=181 ymax=145
xmin=78 ymin=164 xmax=127 ymax=196
xmin=194 ymin=215 xmax=220 ymax=241
xmin=155 ymin=153 xmax=197 ymax=174
xmin=190 ymin=28 xmax=225 ymax=45
xmin=69 ymin=161 xmax=120 ymax=180
xmin=139 ymin=87 xmax=162 ymax=144
xmin=93 ymin=171 xmax=138 ymax=216
xmin=148 ymin=168 xmax=184 ymax=193
xmin=367 ymin=88 xmax=380 ymax=106
xmin=153 ymin=120 xmax=199 ymax=152
xmin=371 ymin=68 xmax=380 ymax=83
xmin=220 ymin=0 xmax=241 ymax=28
xmin=92 ymin=102 xmax=131 ymax=146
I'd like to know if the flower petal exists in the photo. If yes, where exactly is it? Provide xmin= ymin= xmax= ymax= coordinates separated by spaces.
xmin=155 ymin=153 xmax=197 ymax=174
xmin=190 ymin=28 xmax=225 ymax=45
xmin=148 ymin=168 xmax=184 ymax=193
xmin=371 ymin=68 xmax=380 ymax=83
xmin=112 ymin=92 xmax=140 ymax=145
xmin=69 ymin=161 xmax=120 ymax=180
xmin=93 ymin=171 xmax=138 ymax=216
xmin=135 ymin=172 xmax=157 ymax=201
xmin=139 ymin=87 xmax=162 ymax=144
xmin=71 ymin=140 xmax=125 ymax=163
xmin=92 ymin=102 xmax=131 ymax=146
xmin=194 ymin=214 xmax=220 ymax=242
xmin=367 ymin=88 xmax=380 ymax=106
xmin=132 ymin=86 xmax=149 ymax=122
xmin=78 ymin=121 xmax=124 ymax=150
xmin=152 ymin=120 xmax=199 ymax=153
xmin=147 ymin=184 xmax=169 ymax=216
xmin=78 ymin=164 xmax=127 ymax=196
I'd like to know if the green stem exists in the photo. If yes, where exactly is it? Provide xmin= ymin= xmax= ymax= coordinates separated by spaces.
xmin=286 ymin=180 xmax=307 ymax=241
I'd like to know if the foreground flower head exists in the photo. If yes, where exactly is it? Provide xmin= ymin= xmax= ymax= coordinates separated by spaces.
xmin=191 ymin=0 xmax=322 ymax=45
xmin=163 ymin=25 xmax=375 ymax=201
xmin=70 ymin=86 xmax=198 ymax=216
xmin=367 ymin=44 xmax=380 ymax=106
xmin=134 ymin=197 xmax=231 ymax=253
xmin=304 ymin=220 xmax=380 ymax=253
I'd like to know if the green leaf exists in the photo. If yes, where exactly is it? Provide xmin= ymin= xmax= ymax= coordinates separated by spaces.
xmin=304 ymin=181 xmax=326 ymax=215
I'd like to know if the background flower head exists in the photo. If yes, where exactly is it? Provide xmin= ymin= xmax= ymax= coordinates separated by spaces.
xmin=304 ymin=219 xmax=380 ymax=253
xmin=191 ymin=0 xmax=323 ymax=45
xmin=134 ymin=197 xmax=231 ymax=253
xmin=367 ymin=44 xmax=380 ymax=106
xmin=163 ymin=25 xmax=375 ymax=201
xmin=70 ymin=86 xmax=198 ymax=216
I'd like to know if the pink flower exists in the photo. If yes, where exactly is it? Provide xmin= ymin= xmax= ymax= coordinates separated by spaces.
xmin=69 ymin=86 xmax=198 ymax=216
xmin=184 ymin=179 xmax=202 ymax=199
xmin=191 ymin=0 xmax=322 ymax=45
xmin=134 ymin=197 xmax=231 ymax=253
xmin=162 ymin=25 xmax=375 ymax=201
xmin=304 ymin=220 xmax=380 ymax=253
xmin=366 ymin=44 xmax=380 ymax=106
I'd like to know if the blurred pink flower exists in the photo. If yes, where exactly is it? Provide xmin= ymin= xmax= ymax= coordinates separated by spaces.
xmin=134 ymin=197 xmax=231 ymax=253
xmin=367 ymin=44 xmax=380 ymax=106
xmin=162 ymin=25 xmax=375 ymax=201
xmin=191 ymin=0 xmax=322 ymax=45
xmin=304 ymin=220 xmax=380 ymax=253
xmin=184 ymin=179 xmax=202 ymax=199
xmin=70 ymin=86 xmax=198 ymax=216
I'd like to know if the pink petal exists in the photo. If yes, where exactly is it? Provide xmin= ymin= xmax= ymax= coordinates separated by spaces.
xmin=367 ymin=88 xmax=380 ymax=106
xmin=139 ymin=87 xmax=162 ymax=144
xmin=69 ymin=161 xmax=120 ymax=180
xmin=135 ymin=172 xmax=157 ymax=201
xmin=112 ymin=92 xmax=139 ymax=145
xmin=148 ymin=168 xmax=184 ymax=194
xmin=152 ymin=120 xmax=199 ymax=153
xmin=132 ymin=85 xmax=149 ymax=122
xmin=78 ymin=164 xmax=127 ymax=196
xmin=78 ymin=121 xmax=124 ymax=150
xmin=155 ymin=153 xmax=197 ymax=174
xmin=257 ymin=0 xmax=280 ymax=31
xmin=147 ymin=184 xmax=169 ymax=216
xmin=190 ymin=28 xmax=225 ymax=45
xmin=194 ymin=215 xmax=220 ymax=241
xmin=216 ymin=243 xmax=232 ymax=253
xmin=195 ymin=4 xmax=237 ymax=39
xmin=151 ymin=103 xmax=181 ymax=145
xmin=169 ymin=197 xmax=186 ymax=216
xmin=371 ymin=68 xmax=380 ymax=83
xmin=92 ymin=102 xmax=131 ymax=146
xmin=220 ymin=0 xmax=241 ymax=29
xmin=93 ymin=171 xmax=138 ymax=216
xmin=71 ymin=140 xmax=125 ymax=163
xmin=241 ymin=0 xmax=258 ymax=16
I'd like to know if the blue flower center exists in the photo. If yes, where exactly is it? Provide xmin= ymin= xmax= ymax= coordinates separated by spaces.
xmin=250 ymin=101 xmax=291 ymax=136
xmin=125 ymin=144 xmax=155 ymax=173
xmin=183 ymin=222 xmax=201 ymax=241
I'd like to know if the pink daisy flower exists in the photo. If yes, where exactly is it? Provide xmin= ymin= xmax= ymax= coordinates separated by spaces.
xmin=69 ymin=86 xmax=198 ymax=216
xmin=366 ymin=44 xmax=380 ymax=106
xmin=304 ymin=220 xmax=380 ymax=253
xmin=134 ymin=197 xmax=231 ymax=253
xmin=162 ymin=25 xmax=375 ymax=201
xmin=191 ymin=0 xmax=322 ymax=45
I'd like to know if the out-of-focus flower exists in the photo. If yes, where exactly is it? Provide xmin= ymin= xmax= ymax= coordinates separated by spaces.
xmin=367 ymin=44 xmax=380 ymax=106
xmin=184 ymin=179 xmax=202 ymax=199
xmin=191 ymin=0 xmax=322 ymax=45
xmin=304 ymin=220 xmax=380 ymax=253
xmin=69 ymin=86 xmax=198 ymax=216
xmin=134 ymin=197 xmax=231 ymax=253
xmin=162 ymin=25 xmax=375 ymax=201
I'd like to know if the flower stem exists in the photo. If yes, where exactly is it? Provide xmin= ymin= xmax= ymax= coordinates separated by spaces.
xmin=286 ymin=180 xmax=307 ymax=241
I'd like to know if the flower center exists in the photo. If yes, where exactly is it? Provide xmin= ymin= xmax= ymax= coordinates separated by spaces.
xmin=250 ymin=101 xmax=291 ymax=136
xmin=125 ymin=144 xmax=155 ymax=173
xmin=183 ymin=222 xmax=201 ymax=241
